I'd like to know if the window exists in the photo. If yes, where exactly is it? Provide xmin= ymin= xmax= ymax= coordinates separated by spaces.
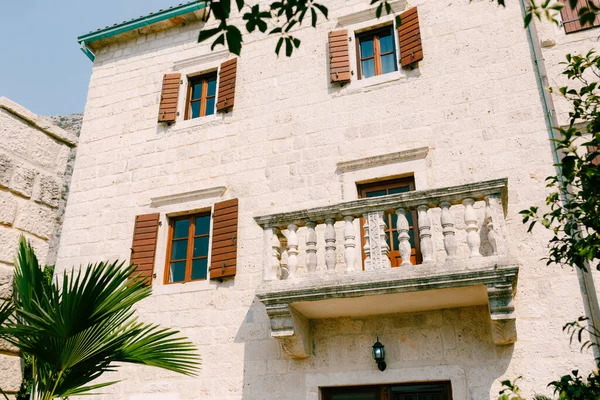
xmin=165 ymin=213 xmax=211 ymax=283
xmin=357 ymin=26 xmax=398 ymax=79
xmin=185 ymin=72 xmax=217 ymax=120
xmin=322 ymin=382 xmax=452 ymax=400
xmin=358 ymin=177 xmax=420 ymax=266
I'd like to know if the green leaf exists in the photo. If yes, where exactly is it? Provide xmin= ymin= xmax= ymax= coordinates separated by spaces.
xmin=226 ymin=25 xmax=243 ymax=55
xmin=235 ymin=0 xmax=244 ymax=12
xmin=198 ymin=27 xmax=222 ymax=43
xmin=313 ymin=3 xmax=328 ymax=19
xmin=211 ymin=33 xmax=226 ymax=50
xmin=275 ymin=37 xmax=284 ymax=55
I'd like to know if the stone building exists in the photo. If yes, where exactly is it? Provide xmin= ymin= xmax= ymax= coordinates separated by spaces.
xmin=57 ymin=0 xmax=599 ymax=398
xmin=0 ymin=97 xmax=78 ymax=398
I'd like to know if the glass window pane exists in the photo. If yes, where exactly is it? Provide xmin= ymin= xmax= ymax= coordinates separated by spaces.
xmin=409 ymin=228 xmax=415 ymax=248
xmin=379 ymin=33 xmax=394 ymax=53
xmin=329 ymin=391 xmax=378 ymax=400
xmin=361 ymin=59 xmax=375 ymax=78
xmin=391 ymin=212 xmax=398 ymax=229
xmin=365 ymin=189 xmax=386 ymax=198
xmin=207 ymin=77 xmax=217 ymax=97
xmin=191 ymin=258 xmax=208 ymax=280
xmin=191 ymin=101 xmax=201 ymax=119
xmin=173 ymin=219 xmax=190 ymax=239
xmin=169 ymin=261 xmax=186 ymax=283
xmin=192 ymin=81 xmax=204 ymax=99
xmin=389 ymin=186 xmax=410 ymax=195
xmin=171 ymin=240 xmax=188 ymax=260
xmin=206 ymin=97 xmax=215 ymax=116
xmin=193 ymin=236 xmax=210 ymax=258
xmin=393 ymin=231 xmax=399 ymax=251
xmin=360 ymin=38 xmax=374 ymax=58
xmin=381 ymin=53 xmax=397 ymax=74
xmin=195 ymin=215 xmax=211 ymax=235
xmin=406 ymin=212 xmax=414 ymax=227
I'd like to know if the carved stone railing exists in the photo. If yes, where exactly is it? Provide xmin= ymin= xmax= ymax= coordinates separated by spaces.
xmin=254 ymin=178 xmax=518 ymax=358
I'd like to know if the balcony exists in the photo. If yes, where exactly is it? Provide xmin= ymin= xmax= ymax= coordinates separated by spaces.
xmin=254 ymin=178 xmax=518 ymax=359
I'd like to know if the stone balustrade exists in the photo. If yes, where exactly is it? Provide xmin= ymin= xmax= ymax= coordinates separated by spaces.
xmin=254 ymin=178 xmax=519 ymax=359
xmin=255 ymin=178 xmax=508 ymax=281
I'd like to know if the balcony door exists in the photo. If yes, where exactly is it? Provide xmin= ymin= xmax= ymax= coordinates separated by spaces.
xmin=358 ymin=177 xmax=421 ymax=267
xmin=322 ymin=382 xmax=452 ymax=400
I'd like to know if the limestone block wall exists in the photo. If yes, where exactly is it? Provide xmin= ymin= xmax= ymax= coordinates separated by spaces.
xmin=0 ymin=97 xmax=78 ymax=397
xmin=56 ymin=0 xmax=597 ymax=398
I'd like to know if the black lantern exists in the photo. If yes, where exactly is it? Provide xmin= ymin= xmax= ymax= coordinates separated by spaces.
xmin=372 ymin=338 xmax=386 ymax=371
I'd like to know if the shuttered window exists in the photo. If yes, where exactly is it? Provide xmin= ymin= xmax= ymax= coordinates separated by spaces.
xmin=158 ymin=73 xmax=181 ymax=124
xmin=130 ymin=213 xmax=160 ymax=285
xmin=560 ymin=0 xmax=600 ymax=33
xmin=587 ymin=145 xmax=600 ymax=165
xmin=357 ymin=26 xmax=398 ymax=79
xmin=397 ymin=7 xmax=423 ymax=67
xmin=165 ymin=213 xmax=211 ymax=283
xmin=210 ymin=198 xmax=239 ymax=279
xmin=185 ymin=73 xmax=217 ymax=120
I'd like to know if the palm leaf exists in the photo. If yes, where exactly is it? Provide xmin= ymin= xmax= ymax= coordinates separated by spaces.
xmin=5 ymin=237 xmax=200 ymax=399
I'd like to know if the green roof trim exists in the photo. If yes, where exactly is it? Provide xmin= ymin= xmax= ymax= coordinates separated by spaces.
xmin=77 ymin=1 xmax=208 ymax=62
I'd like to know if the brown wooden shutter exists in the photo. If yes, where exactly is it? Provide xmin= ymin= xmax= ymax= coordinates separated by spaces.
xmin=130 ymin=213 xmax=160 ymax=284
xmin=217 ymin=59 xmax=237 ymax=112
xmin=397 ymin=7 xmax=423 ymax=68
xmin=587 ymin=145 xmax=600 ymax=165
xmin=328 ymin=30 xmax=351 ymax=84
xmin=210 ymin=198 xmax=238 ymax=279
xmin=560 ymin=0 xmax=596 ymax=33
xmin=158 ymin=73 xmax=181 ymax=124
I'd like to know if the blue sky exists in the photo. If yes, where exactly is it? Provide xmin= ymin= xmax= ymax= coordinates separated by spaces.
xmin=0 ymin=0 xmax=180 ymax=116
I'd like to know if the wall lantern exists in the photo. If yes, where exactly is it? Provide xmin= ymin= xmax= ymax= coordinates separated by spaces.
xmin=372 ymin=338 xmax=386 ymax=371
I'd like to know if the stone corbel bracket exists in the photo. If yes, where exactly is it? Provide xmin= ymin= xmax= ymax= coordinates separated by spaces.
xmin=264 ymin=303 xmax=311 ymax=359
xmin=487 ymin=279 xmax=518 ymax=345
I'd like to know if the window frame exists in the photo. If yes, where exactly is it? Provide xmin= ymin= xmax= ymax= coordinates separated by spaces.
xmin=561 ymin=0 xmax=600 ymax=33
xmin=185 ymin=72 xmax=218 ymax=120
xmin=321 ymin=381 xmax=453 ymax=400
xmin=164 ymin=212 xmax=211 ymax=284
xmin=357 ymin=176 xmax=422 ymax=267
xmin=356 ymin=25 xmax=398 ymax=80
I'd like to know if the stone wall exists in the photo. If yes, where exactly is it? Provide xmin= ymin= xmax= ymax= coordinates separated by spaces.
xmin=0 ymin=97 xmax=78 ymax=397
xmin=56 ymin=0 xmax=598 ymax=398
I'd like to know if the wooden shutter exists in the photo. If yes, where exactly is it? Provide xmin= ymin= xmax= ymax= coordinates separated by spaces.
xmin=130 ymin=213 xmax=160 ymax=284
xmin=328 ymin=30 xmax=351 ymax=83
xmin=587 ymin=145 xmax=600 ymax=165
xmin=397 ymin=7 xmax=423 ymax=68
xmin=217 ymin=58 xmax=237 ymax=112
xmin=158 ymin=73 xmax=181 ymax=124
xmin=210 ymin=198 xmax=239 ymax=279
xmin=560 ymin=0 xmax=597 ymax=33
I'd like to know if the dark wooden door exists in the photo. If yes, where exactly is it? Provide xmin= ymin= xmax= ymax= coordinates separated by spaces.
xmin=358 ymin=177 xmax=421 ymax=267
xmin=322 ymin=382 xmax=452 ymax=400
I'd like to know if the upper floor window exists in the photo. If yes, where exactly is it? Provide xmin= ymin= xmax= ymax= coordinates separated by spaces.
xmin=166 ymin=213 xmax=211 ymax=283
xmin=185 ymin=72 xmax=217 ymax=120
xmin=357 ymin=26 xmax=398 ymax=79
xmin=560 ymin=0 xmax=600 ymax=33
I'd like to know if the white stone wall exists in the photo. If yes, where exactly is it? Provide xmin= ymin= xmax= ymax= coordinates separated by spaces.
xmin=57 ymin=0 xmax=597 ymax=398
xmin=0 ymin=97 xmax=78 ymax=397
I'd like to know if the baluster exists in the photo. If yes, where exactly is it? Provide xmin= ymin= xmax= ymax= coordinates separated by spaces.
xmin=287 ymin=224 xmax=299 ymax=279
xmin=306 ymin=221 xmax=318 ymax=274
xmin=485 ymin=197 xmax=499 ymax=256
xmin=263 ymin=227 xmax=279 ymax=281
xmin=363 ymin=216 xmax=371 ymax=270
xmin=440 ymin=202 xmax=458 ymax=262
xmin=270 ymin=228 xmax=282 ymax=280
xmin=325 ymin=218 xmax=337 ymax=274
xmin=417 ymin=205 xmax=434 ymax=264
xmin=279 ymin=232 xmax=288 ymax=279
xmin=343 ymin=216 xmax=356 ymax=272
xmin=396 ymin=208 xmax=413 ymax=266
xmin=463 ymin=198 xmax=482 ymax=258
xmin=364 ymin=212 xmax=390 ymax=270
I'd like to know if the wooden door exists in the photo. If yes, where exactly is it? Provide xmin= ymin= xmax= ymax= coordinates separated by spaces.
xmin=358 ymin=177 xmax=421 ymax=267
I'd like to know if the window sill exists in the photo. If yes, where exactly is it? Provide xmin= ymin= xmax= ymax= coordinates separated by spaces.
xmin=170 ymin=113 xmax=223 ymax=131
xmin=152 ymin=278 xmax=214 ymax=296
xmin=347 ymin=70 xmax=405 ymax=91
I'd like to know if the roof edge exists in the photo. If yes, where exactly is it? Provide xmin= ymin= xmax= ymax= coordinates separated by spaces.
xmin=77 ymin=1 xmax=208 ymax=61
